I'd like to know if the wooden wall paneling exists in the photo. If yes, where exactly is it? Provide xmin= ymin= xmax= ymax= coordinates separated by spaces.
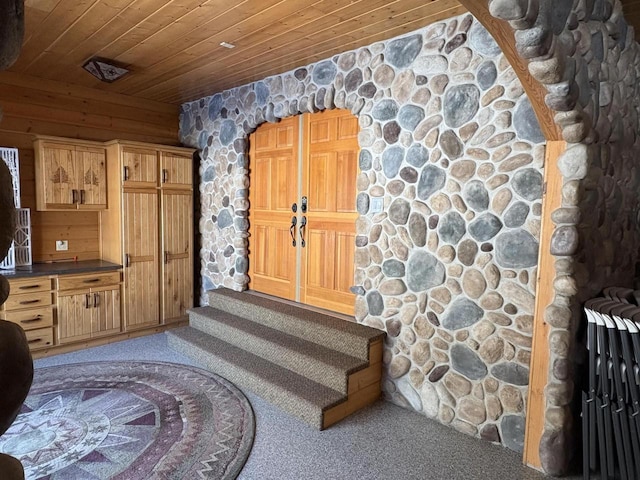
xmin=523 ymin=141 xmax=567 ymax=469
xmin=0 ymin=74 xmax=178 ymax=263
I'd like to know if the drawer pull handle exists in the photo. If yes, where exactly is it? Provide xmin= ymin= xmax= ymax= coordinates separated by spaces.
xmin=162 ymin=168 xmax=169 ymax=183
xmin=80 ymin=189 xmax=86 ymax=204
xmin=28 ymin=338 xmax=43 ymax=344
xmin=94 ymin=292 xmax=99 ymax=308
xmin=123 ymin=165 xmax=130 ymax=181
xmin=18 ymin=285 xmax=41 ymax=290
xmin=19 ymin=299 xmax=41 ymax=305
xmin=85 ymin=294 xmax=92 ymax=309
xmin=20 ymin=316 xmax=43 ymax=324
xmin=83 ymin=278 xmax=101 ymax=283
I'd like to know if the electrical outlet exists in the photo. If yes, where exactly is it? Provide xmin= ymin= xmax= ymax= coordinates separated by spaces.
xmin=370 ymin=197 xmax=384 ymax=213
xmin=56 ymin=240 xmax=68 ymax=251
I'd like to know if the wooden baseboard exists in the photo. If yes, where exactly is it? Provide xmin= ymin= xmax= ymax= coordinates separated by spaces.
xmin=30 ymin=320 xmax=188 ymax=359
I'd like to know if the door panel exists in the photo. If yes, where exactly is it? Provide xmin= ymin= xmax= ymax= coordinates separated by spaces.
xmin=248 ymin=116 xmax=298 ymax=301
xmin=92 ymin=286 xmax=121 ymax=337
xmin=77 ymin=147 xmax=107 ymax=209
xmin=302 ymin=110 xmax=358 ymax=315
xmin=160 ymin=152 xmax=193 ymax=189
xmin=123 ymin=190 xmax=159 ymax=330
xmin=161 ymin=191 xmax=193 ymax=323
xmin=249 ymin=110 xmax=357 ymax=316
xmin=57 ymin=291 xmax=92 ymax=344
xmin=122 ymin=148 xmax=157 ymax=188
xmin=42 ymin=144 xmax=77 ymax=208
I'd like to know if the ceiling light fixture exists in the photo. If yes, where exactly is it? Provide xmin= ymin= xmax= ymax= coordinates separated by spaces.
xmin=82 ymin=58 xmax=129 ymax=83
xmin=220 ymin=41 xmax=235 ymax=49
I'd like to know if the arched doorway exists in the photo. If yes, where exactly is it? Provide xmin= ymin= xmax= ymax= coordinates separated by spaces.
xmin=247 ymin=109 xmax=359 ymax=315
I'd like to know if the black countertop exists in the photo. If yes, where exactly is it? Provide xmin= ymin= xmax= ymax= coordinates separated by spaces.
xmin=0 ymin=260 xmax=122 ymax=278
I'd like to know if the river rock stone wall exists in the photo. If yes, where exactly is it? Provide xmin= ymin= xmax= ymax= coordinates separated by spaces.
xmin=489 ymin=0 xmax=640 ymax=474
xmin=180 ymin=14 xmax=546 ymax=453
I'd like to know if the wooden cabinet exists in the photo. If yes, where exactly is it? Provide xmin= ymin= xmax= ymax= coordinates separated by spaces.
xmin=56 ymin=272 xmax=122 ymax=344
xmin=102 ymin=140 xmax=194 ymax=330
xmin=1 ymin=276 xmax=54 ymax=351
xmin=34 ymin=136 xmax=107 ymax=211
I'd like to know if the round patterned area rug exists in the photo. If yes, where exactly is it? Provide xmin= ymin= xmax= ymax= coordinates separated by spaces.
xmin=0 ymin=361 xmax=255 ymax=480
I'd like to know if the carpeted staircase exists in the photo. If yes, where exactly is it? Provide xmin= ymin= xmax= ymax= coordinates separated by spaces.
xmin=166 ymin=288 xmax=385 ymax=429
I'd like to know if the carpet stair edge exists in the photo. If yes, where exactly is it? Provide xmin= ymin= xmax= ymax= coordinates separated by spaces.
xmin=188 ymin=308 xmax=367 ymax=393
xmin=203 ymin=289 xmax=384 ymax=360
xmin=166 ymin=327 xmax=347 ymax=429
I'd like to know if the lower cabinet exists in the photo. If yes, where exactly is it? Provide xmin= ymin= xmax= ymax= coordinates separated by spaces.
xmin=56 ymin=271 xmax=122 ymax=344
xmin=0 ymin=276 xmax=54 ymax=351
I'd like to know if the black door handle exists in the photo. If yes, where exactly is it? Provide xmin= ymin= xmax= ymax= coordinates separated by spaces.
xmin=299 ymin=216 xmax=307 ymax=248
xmin=290 ymin=216 xmax=297 ymax=247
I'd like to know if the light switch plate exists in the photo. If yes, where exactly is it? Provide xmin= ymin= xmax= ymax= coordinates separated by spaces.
xmin=370 ymin=197 xmax=384 ymax=213
xmin=56 ymin=240 xmax=68 ymax=251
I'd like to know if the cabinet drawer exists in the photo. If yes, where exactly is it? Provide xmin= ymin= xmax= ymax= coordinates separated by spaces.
xmin=25 ymin=327 xmax=54 ymax=350
xmin=8 ymin=277 xmax=52 ymax=294
xmin=0 ymin=307 xmax=53 ymax=330
xmin=57 ymin=271 xmax=121 ymax=291
xmin=3 ymin=291 xmax=52 ymax=311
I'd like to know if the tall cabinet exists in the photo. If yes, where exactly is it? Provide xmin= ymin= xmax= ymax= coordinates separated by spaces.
xmin=101 ymin=141 xmax=194 ymax=330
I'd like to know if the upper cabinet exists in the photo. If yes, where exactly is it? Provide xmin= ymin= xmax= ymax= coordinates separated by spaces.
xmin=34 ymin=137 xmax=107 ymax=211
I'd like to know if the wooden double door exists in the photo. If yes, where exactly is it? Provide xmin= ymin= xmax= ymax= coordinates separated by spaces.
xmin=248 ymin=109 xmax=358 ymax=315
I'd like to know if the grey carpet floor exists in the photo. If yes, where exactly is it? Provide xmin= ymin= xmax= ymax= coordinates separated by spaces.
xmin=35 ymin=334 xmax=582 ymax=480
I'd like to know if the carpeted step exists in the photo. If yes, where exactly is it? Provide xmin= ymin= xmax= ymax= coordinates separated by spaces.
xmin=206 ymin=288 xmax=384 ymax=360
xmin=166 ymin=326 xmax=345 ymax=429
xmin=189 ymin=306 xmax=367 ymax=393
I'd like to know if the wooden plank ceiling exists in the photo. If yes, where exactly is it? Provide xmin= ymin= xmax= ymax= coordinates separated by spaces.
xmin=7 ymin=0 xmax=466 ymax=105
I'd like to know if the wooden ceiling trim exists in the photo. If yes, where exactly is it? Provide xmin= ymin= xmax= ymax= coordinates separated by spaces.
xmin=109 ymin=0 xmax=339 ymax=94
xmin=141 ymin=1 xmax=465 ymax=103
xmin=126 ymin=0 xmax=461 ymax=101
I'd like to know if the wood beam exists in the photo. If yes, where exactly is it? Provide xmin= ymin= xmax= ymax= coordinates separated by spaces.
xmin=458 ymin=0 xmax=561 ymax=141
xmin=524 ymin=140 xmax=567 ymax=468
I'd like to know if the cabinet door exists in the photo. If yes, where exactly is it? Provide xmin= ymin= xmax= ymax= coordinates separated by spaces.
xmin=57 ymin=290 xmax=93 ymax=344
xmin=161 ymin=191 xmax=193 ymax=323
xmin=77 ymin=146 xmax=107 ymax=209
xmin=123 ymin=191 xmax=159 ymax=330
xmin=160 ymin=151 xmax=192 ymax=189
xmin=92 ymin=286 xmax=121 ymax=337
xmin=122 ymin=147 xmax=157 ymax=188
xmin=38 ymin=143 xmax=79 ymax=209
